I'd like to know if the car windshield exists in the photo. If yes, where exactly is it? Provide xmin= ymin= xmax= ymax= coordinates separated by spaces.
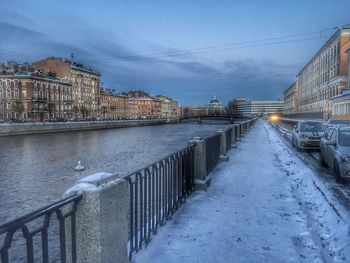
xmin=300 ymin=122 xmax=326 ymax=132
xmin=339 ymin=131 xmax=350 ymax=146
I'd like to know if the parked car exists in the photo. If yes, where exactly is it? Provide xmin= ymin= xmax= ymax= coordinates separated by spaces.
xmin=55 ymin=117 xmax=67 ymax=122
xmin=292 ymin=121 xmax=326 ymax=150
xmin=320 ymin=126 xmax=350 ymax=180
xmin=11 ymin=118 xmax=24 ymax=123
xmin=325 ymin=119 xmax=350 ymax=127
xmin=0 ymin=119 xmax=4 ymax=124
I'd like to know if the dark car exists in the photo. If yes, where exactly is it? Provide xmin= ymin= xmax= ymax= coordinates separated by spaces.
xmin=11 ymin=118 xmax=24 ymax=123
xmin=56 ymin=117 xmax=67 ymax=122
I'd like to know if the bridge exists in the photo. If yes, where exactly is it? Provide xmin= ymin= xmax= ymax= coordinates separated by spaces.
xmin=179 ymin=114 xmax=248 ymax=124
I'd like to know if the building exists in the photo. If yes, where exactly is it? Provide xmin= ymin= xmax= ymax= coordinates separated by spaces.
xmin=100 ymin=89 xmax=129 ymax=119
xmin=181 ymin=106 xmax=205 ymax=118
xmin=126 ymin=100 xmax=138 ymax=119
xmin=155 ymin=95 xmax=180 ymax=119
xmin=32 ymin=57 xmax=101 ymax=119
xmin=330 ymin=91 xmax=350 ymax=120
xmin=227 ymin=97 xmax=247 ymax=115
xmin=348 ymin=48 xmax=350 ymax=90
xmin=296 ymin=28 xmax=350 ymax=116
xmin=283 ymin=82 xmax=297 ymax=114
xmin=205 ymin=94 xmax=224 ymax=115
xmin=236 ymin=100 xmax=284 ymax=117
xmin=0 ymin=65 xmax=73 ymax=121
xmin=129 ymin=97 xmax=162 ymax=118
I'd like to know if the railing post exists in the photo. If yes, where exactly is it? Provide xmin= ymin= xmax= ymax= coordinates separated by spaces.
xmin=231 ymin=125 xmax=237 ymax=148
xmin=235 ymin=124 xmax=241 ymax=141
xmin=188 ymin=137 xmax=211 ymax=190
xmin=240 ymin=122 xmax=244 ymax=137
xmin=64 ymin=173 xmax=129 ymax=263
xmin=216 ymin=129 xmax=229 ymax=161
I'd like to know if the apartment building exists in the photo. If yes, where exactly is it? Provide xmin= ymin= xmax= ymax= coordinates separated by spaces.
xmin=33 ymin=57 xmax=101 ymax=119
xmin=296 ymin=28 xmax=350 ymax=115
xmin=0 ymin=68 xmax=73 ymax=121
xmin=283 ymin=82 xmax=297 ymax=114
xmin=100 ymin=89 xmax=129 ymax=119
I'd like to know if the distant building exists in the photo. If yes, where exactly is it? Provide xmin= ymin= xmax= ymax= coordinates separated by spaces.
xmin=32 ymin=57 xmax=101 ymax=119
xmin=236 ymin=100 xmax=284 ymax=117
xmin=296 ymin=27 xmax=350 ymax=116
xmin=181 ymin=106 xmax=205 ymax=118
xmin=129 ymin=97 xmax=162 ymax=118
xmin=122 ymin=90 xmax=149 ymax=98
xmin=0 ymin=66 xmax=73 ymax=121
xmin=283 ymin=82 xmax=297 ymax=114
xmin=100 ymin=89 xmax=129 ymax=119
xmin=228 ymin=97 xmax=247 ymax=115
xmin=155 ymin=95 xmax=180 ymax=118
xmin=205 ymin=94 xmax=223 ymax=115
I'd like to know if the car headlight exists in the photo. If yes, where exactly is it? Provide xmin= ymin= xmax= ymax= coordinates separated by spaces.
xmin=300 ymin=134 xmax=308 ymax=139
xmin=341 ymin=156 xmax=350 ymax=163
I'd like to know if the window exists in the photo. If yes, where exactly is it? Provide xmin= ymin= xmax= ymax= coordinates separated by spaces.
xmin=22 ymin=90 xmax=27 ymax=98
xmin=14 ymin=89 xmax=19 ymax=98
xmin=6 ymin=89 xmax=10 ymax=98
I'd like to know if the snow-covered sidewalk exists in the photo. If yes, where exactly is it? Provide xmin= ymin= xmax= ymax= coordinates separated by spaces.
xmin=134 ymin=119 xmax=350 ymax=263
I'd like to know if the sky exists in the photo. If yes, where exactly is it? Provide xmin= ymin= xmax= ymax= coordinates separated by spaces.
xmin=0 ymin=0 xmax=349 ymax=106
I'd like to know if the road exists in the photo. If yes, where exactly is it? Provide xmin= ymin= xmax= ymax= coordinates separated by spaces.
xmin=272 ymin=120 xmax=350 ymax=213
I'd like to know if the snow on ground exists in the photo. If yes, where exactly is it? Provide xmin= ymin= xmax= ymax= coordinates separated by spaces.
xmin=134 ymin=119 xmax=350 ymax=263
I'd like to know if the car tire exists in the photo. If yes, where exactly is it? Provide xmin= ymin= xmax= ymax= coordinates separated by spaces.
xmin=319 ymin=153 xmax=327 ymax=167
xmin=334 ymin=161 xmax=343 ymax=182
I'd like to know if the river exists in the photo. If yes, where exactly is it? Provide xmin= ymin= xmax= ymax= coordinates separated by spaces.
xmin=0 ymin=121 xmax=232 ymax=223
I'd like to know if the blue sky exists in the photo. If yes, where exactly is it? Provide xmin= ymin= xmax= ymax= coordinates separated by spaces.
xmin=0 ymin=0 xmax=349 ymax=106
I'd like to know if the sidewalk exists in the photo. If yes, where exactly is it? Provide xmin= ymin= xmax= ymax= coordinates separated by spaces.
xmin=134 ymin=120 xmax=348 ymax=263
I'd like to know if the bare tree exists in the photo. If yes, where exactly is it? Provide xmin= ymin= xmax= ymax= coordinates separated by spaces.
xmin=13 ymin=99 xmax=25 ymax=119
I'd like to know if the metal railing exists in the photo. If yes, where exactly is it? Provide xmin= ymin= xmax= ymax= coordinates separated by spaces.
xmin=0 ymin=194 xmax=82 ymax=263
xmin=226 ymin=128 xmax=232 ymax=151
xmin=206 ymin=133 xmax=221 ymax=173
xmin=124 ymin=145 xmax=195 ymax=260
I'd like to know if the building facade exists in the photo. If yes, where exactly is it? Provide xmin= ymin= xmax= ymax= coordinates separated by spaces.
xmin=236 ymin=100 xmax=284 ymax=117
xmin=296 ymin=28 xmax=350 ymax=116
xmin=283 ymin=82 xmax=297 ymax=114
xmin=129 ymin=97 xmax=162 ymax=118
xmin=330 ymin=91 xmax=350 ymax=120
xmin=0 ymin=70 xmax=73 ymax=121
xmin=155 ymin=95 xmax=180 ymax=118
xmin=100 ymin=90 xmax=128 ymax=119
xmin=32 ymin=57 xmax=100 ymax=119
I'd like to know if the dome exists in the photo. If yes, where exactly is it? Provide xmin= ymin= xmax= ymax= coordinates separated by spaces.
xmin=208 ymin=94 xmax=221 ymax=106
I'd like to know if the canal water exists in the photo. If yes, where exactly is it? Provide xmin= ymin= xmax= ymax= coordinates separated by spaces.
xmin=0 ymin=122 xmax=231 ymax=223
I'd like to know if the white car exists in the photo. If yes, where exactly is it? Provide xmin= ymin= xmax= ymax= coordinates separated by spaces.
xmin=292 ymin=121 xmax=326 ymax=150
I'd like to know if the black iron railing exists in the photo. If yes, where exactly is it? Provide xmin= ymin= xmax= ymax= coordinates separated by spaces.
xmin=0 ymin=194 xmax=82 ymax=263
xmin=206 ymin=133 xmax=221 ymax=173
xmin=124 ymin=145 xmax=195 ymax=261
xmin=226 ymin=128 xmax=232 ymax=151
